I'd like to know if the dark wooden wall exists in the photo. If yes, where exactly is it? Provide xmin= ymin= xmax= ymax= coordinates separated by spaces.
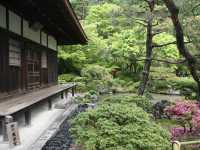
xmin=7 ymin=33 xmax=23 ymax=93
xmin=0 ymin=29 xmax=58 ymax=98
xmin=41 ymin=48 xmax=48 ymax=86
xmin=48 ymin=50 xmax=58 ymax=85
xmin=0 ymin=29 xmax=9 ymax=95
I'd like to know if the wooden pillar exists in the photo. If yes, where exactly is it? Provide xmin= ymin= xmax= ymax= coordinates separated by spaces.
xmin=61 ymin=91 xmax=64 ymax=99
xmin=0 ymin=117 xmax=2 ymax=135
xmin=48 ymin=98 xmax=52 ymax=110
xmin=72 ymin=87 xmax=75 ymax=97
xmin=24 ymin=110 xmax=31 ymax=126
xmin=2 ymin=115 xmax=13 ymax=141
xmin=64 ymin=90 xmax=68 ymax=100
xmin=173 ymin=141 xmax=181 ymax=150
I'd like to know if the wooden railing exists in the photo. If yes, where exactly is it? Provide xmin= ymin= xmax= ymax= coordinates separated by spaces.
xmin=173 ymin=140 xmax=200 ymax=150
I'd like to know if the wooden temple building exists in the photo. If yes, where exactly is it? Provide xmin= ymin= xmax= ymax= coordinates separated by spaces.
xmin=0 ymin=0 xmax=87 ymax=142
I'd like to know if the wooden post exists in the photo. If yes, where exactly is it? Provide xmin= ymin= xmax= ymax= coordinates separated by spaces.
xmin=61 ymin=91 xmax=64 ymax=99
xmin=2 ymin=115 xmax=13 ymax=141
xmin=173 ymin=141 xmax=181 ymax=150
xmin=48 ymin=98 xmax=52 ymax=110
xmin=72 ymin=87 xmax=75 ymax=97
xmin=64 ymin=90 xmax=68 ymax=100
xmin=0 ymin=117 xmax=2 ymax=135
xmin=24 ymin=110 xmax=31 ymax=126
xmin=74 ymin=85 xmax=77 ymax=94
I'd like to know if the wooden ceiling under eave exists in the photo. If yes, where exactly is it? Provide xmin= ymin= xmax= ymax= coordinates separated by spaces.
xmin=2 ymin=0 xmax=87 ymax=45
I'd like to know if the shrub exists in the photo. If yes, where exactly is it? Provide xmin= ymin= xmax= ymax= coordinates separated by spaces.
xmin=150 ymin=80 xmax=172 ymax=91
xmin=170 ymin=77 xmax=197 ymax=91
xmin=81 ymin=65 xmax=113 ymax=93
xmin=70 ymin=103 xmax=170 ymax=150
xmin=111 ymin=79 xmax=137 ymax=93
xmin=153 ymin=100 xmax=172 ymax=119
xmin=149 ymin=76 xmax=197 ymax=99
xmin=102 ymin=94 xmax=153 ymax=113
xmin=58 ymin=73 xmax=77 ymax=83
xmin=165 ymin=100 xmax=200 ymax=140
xmin=165 ymin=100 xmax=198 ymax=131
xmin=81 ymin=65 xmax=112 ymax=81
xmin=170 ymin=77 xmax=197 ymax=99
xmin=75 ymin=82 xmax=87 ymax=92
xmin=75 ymin=90 xmax=99 ymax=104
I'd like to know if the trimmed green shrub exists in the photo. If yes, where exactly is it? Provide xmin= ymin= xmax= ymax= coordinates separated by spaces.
xmin=102 ymin=94 xmax=153 ymax=113
xmin=149 ymin=68 xmax=197 ymax=99
xmin=169 ymin=77 xmax=197 ymax=91
xmin=70 ymin=103 xmax=171 ymax=150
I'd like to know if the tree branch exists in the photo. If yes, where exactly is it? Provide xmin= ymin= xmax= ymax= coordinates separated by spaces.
xmin=153 ymin=40 xmax=192 ymax=48
xmin=136 ymin=58 xmax=187 ymax=64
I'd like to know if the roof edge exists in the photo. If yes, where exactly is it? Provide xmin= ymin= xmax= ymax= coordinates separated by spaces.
xmin=63 ymin=0 xmax=88 ymax=44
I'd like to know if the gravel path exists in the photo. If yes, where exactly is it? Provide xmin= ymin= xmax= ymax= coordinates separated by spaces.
xmin=42 ymin=105 xmax=87 ymax=150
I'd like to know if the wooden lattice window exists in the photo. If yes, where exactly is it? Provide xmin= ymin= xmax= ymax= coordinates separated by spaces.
xmin=9 ymin=39 xmax=21 ymax=66
xmin=41 ymin=51 xmax=47 ymax=68
xmin=27 ymin=49 xmax=40 ymax=89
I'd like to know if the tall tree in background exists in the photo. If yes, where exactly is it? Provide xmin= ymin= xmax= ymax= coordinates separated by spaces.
xmin=162 ymin=0 xmax=200 ymax=100
xmin=138 ymin=0 xmax=155 ymax=95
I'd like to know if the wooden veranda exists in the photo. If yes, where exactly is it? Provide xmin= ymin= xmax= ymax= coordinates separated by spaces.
xmin=0 ymin=83 xmax=76 ymax=141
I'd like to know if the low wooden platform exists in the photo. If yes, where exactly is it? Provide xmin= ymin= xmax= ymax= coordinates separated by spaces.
xmin=0 ymin=83 xmax=76 ymax=116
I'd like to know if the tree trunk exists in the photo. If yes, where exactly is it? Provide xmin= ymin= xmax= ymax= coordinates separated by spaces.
xmin=138 ymin=0 xmax=155 ymax=95
xmin=162 ymin=0 xmax=200 ymax=100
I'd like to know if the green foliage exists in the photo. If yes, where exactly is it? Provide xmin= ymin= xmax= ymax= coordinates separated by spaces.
xmin=81 ymin=65 xmax=113 ymax=93
xmin=58 ymin=1 xmax=199 ymax=99
xmin=169 ymin=77 xmax=197 ymax=99
xmin=168 ymin=77 xmax=197 ymax=91
xmin=86 ymin=3 xmax=122 ymax=38
xmin=108 ymin=28 xmax=145 ymax=73
xmin=75 ymin=90 xmax=99 ymax=104
xmin=149 ymin=66 xmax=197 ymax=99
xmin=71 ymin=103 xmax=170 ymax=150
xmin=153 ymin=33 xmax=180 ymax=61
xmin=150 ymin=75 xmax=197 ymax=99
xmin=81 ymin=65 xmax=112 ymax=80
xmin=102 ymin=94 xmax=153 ymax=113
xmin=110 ymin=78 xmax=137 ymax=93
xmin=58 ymin=74 xmax=77 ymax=84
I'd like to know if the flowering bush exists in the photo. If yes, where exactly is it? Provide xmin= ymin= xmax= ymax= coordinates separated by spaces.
xmin=165 ymin=101 xmax=198 ymax=118
xmin=165 ymin=100 xmax=200 ymax=140
xmin=192 ymin=110 xmax=200 ymax=130
xmin=170 ymin=127 xmax=190 ymax=140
